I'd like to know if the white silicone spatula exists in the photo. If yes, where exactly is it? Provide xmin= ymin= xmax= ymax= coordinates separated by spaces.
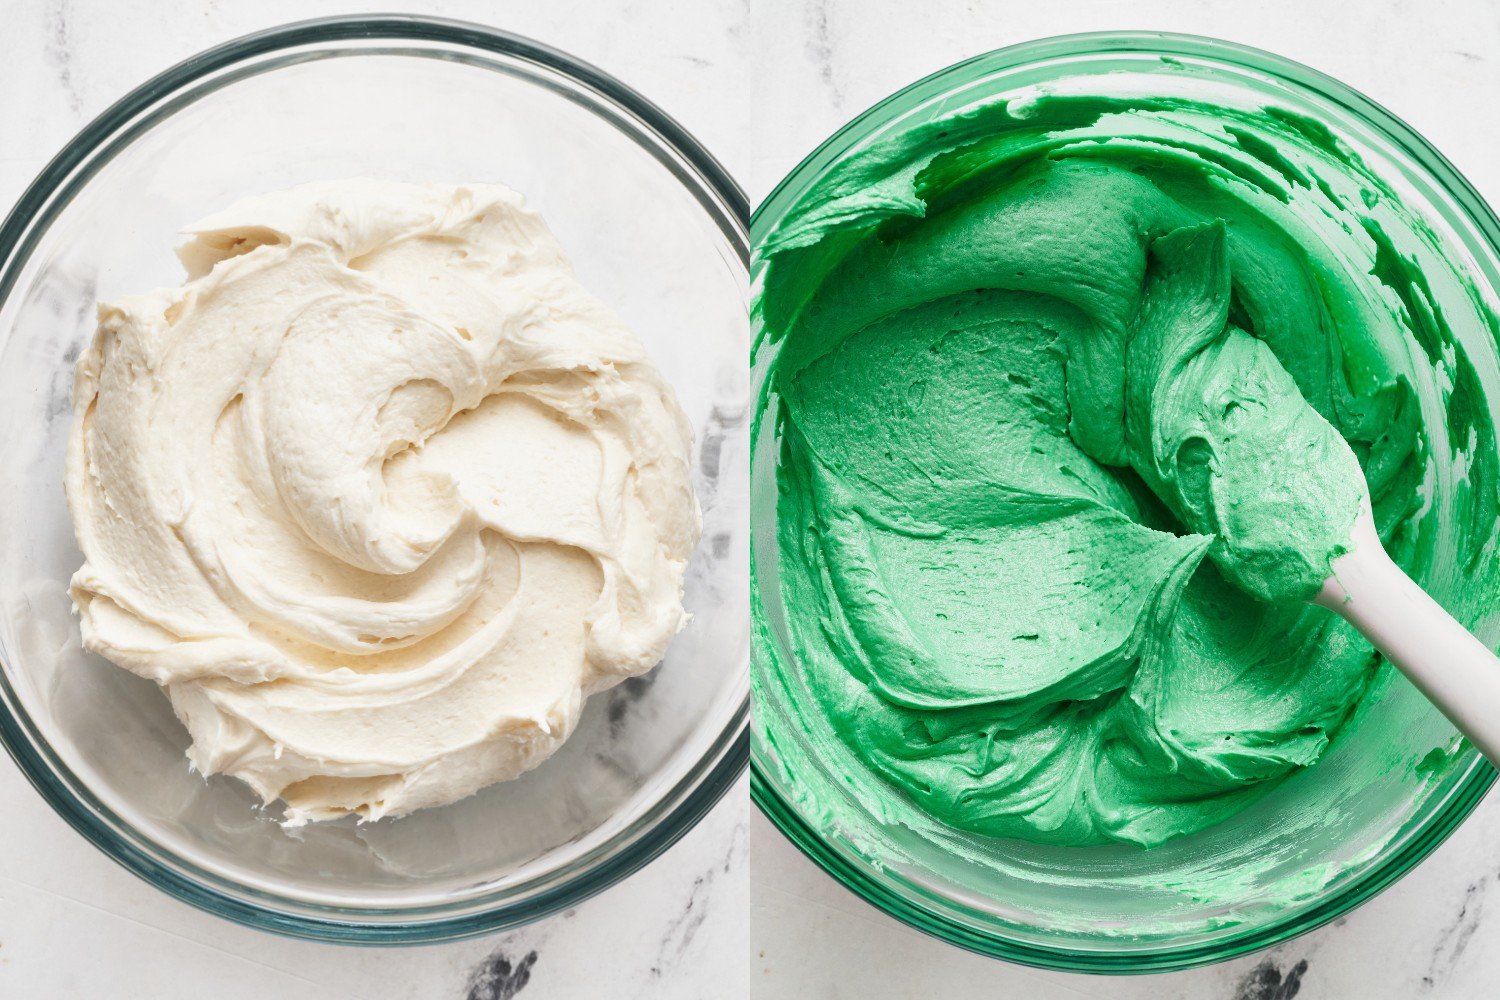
xmin=1316 ymin=502 xmax=1500 ymax=764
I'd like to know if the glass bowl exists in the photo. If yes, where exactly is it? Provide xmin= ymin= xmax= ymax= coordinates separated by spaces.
xmin=751 ymin=31 xmax=1500 ymax=972
xmin=0 ymin=15 xmax=747 ymax=943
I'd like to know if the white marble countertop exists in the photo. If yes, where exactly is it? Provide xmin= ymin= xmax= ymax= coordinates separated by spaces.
xmin=0 ymin=2 xmax=748 ymax=998
xmin=748 ymin=1 xmax=1500 ymax=998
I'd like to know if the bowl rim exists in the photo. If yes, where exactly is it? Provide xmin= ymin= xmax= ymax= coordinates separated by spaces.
xmin=749 ymin=28 xmax=1500 ymax=974
xmin=0 ymin=13 xmax=748 ymax=945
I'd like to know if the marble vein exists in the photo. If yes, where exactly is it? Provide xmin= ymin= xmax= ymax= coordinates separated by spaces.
xmin=464 ymin=949 xmax=538 ymax=1000
xmin=1231 ymin=956 xmax=1310 ymax=1000
xmin=803 ymin=0 xmax=843 ymax=109
xmin=1422 ymin=876 xmax=1488 ymax=990
xmin=43 ymin=0 xmax=82 ymax=115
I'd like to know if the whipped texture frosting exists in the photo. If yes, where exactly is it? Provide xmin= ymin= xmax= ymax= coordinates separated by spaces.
xmin=67 ymin=179 xmax=699 ymax=824
xmin=756 ymin=90 xmax=1500 ymax=849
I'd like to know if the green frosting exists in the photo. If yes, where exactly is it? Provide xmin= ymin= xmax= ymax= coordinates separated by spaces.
xmin=756 ymin=93 xmax=1481 ymax=848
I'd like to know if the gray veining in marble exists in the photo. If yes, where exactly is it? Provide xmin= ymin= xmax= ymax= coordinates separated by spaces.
xmin=43 ymin=0 xmax=82 ymax=115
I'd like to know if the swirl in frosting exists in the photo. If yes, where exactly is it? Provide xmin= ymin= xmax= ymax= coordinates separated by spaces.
xmin=67 ymin=179 xmax=699 ymax=824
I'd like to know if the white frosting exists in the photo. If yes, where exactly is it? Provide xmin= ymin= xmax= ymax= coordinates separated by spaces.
xmin=66 ymin=180 xmax=699 ymax=825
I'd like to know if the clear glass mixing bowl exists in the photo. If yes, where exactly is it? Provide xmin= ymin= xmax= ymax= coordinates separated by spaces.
xmin=0 ymin=15 xmax=747 ymax=943
xmin=751 ymin=31 xmax=1500 ymax=972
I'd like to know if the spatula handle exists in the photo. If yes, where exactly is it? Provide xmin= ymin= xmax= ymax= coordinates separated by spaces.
xmin=1317 ymin=507 xmax=1500 ymax=766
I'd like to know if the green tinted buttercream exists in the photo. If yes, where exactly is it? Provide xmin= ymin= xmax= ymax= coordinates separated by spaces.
xmin=756 ymin=93 xmax=1481 ymax=848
